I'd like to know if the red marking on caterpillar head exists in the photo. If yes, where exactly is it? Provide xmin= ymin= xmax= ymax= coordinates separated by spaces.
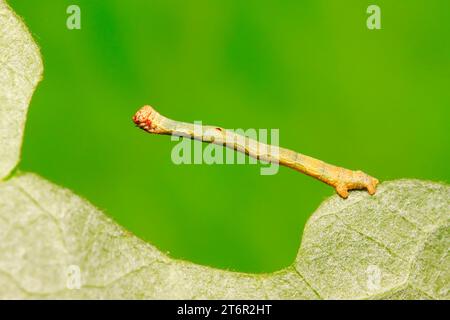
xmin=133 ymin=105 xmax=154 ymax=126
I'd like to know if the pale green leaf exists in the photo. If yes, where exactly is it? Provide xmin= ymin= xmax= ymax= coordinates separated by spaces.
xmin=0 ymin=174 xmax=448 ymax=299
xmin=0 ymin=0 xmax=43 ymax=180
xmin=295 ymin=180 xmax=449 ymax=299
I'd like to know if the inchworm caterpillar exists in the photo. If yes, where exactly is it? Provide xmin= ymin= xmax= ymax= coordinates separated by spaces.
xmin=133 ymin=105 xmax=379 ymax=198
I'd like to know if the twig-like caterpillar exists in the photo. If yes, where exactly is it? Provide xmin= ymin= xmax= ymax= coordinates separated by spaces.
xmin=133 ymin=105 xmax=379 ymax=198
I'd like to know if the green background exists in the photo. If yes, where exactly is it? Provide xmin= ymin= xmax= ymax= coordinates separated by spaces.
xmin=10 ymin=0 xmax=449 ymax=273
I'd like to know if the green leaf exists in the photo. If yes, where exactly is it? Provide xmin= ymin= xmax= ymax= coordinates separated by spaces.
xmin=296 ymin=180 xmax=449 ymax=299
xmin=0 ymin=174 xmax=448 ymax=299
xmin=0 ymin=0 xmax=43 ymax=180
xmin=0 ymin=0 xmax=448 ymax=299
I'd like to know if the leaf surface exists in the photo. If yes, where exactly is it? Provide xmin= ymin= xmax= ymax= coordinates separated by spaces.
xmin=0 ymin=174 xmax=448 ymax=299
xmin=0 ymin=0 xmax=42 ymax=179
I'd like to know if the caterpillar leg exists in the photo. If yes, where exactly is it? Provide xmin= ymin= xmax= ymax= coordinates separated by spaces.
xmin=333 ymin=171 xmax=379 ymax=199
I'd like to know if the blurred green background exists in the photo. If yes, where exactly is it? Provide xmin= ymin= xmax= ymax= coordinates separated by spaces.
xmin=10 ymin=0 xmax=449 ymax=273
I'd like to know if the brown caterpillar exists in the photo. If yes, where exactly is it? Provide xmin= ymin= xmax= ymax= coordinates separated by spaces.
xmin=133 ymin=105 xmax=379 ymax=198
